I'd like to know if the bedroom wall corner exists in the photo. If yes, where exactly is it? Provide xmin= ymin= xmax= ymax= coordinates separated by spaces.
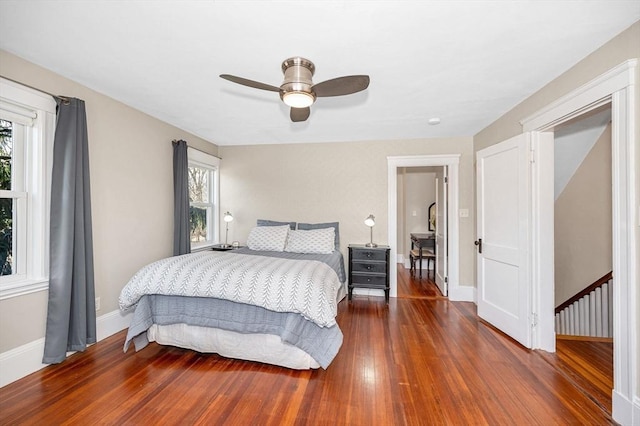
xmin=0 ymin=49 xmax=217 ymax=357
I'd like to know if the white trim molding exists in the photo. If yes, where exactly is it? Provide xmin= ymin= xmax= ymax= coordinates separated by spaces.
xmin=0 ymin=78 xmax=56 ymax=300
xmin=0 ymin=309 xmax=132 ymax=388
xmin=521 ymin=60 xmax=638 ymax=132
xmin=387 ymin=155 xmax=466 ymax=300
xmin=522 ymin=59 xmax=638 ymax=425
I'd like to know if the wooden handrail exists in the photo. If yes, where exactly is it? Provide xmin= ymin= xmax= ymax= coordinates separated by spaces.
xmin=555 ymin=271 xmax=613 ymax=314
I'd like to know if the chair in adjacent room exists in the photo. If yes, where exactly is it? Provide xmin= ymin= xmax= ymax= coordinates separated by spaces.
xmin=409 ymin=238 xmax=436 ymax=280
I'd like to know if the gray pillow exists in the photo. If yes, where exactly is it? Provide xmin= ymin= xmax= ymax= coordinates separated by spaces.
xmin=257 ymin=219 xmax=296 ymax=230
xmin=297 ymin=222 xmax=340 ymax=250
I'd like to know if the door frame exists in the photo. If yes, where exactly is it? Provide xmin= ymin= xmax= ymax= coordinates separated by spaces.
xmin=522 ymin=59 xmax=637 ymax=423
xmin=387 ymin=155 xmax=464 ymax=300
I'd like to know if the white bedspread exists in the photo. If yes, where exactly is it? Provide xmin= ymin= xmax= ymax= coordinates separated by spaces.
xmin=119 ymin=251 xmax=341 ymax=327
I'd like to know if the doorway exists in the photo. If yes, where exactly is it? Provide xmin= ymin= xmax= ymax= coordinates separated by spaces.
xmin=552 ymin=106 xmax=614 ymax=409
xmin=387 ymin=155 xmax=462 ymax=300
xmin=523 ymin=60 xmax=637 ymax=422
xmin=396 ymin=166 xmax=446 ymax=298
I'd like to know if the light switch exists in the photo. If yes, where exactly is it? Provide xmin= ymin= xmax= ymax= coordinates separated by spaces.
xmin=412 ymin=210 xmax=417 ymax=216
xmin=459 ymin=209 xmax=469 ymax=218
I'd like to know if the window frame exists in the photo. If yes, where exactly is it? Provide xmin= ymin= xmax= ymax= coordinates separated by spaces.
xmin=187 ymin=148 xmax=220 ymax=251
xmin=0 ymin=78 xmax=56 ymax=299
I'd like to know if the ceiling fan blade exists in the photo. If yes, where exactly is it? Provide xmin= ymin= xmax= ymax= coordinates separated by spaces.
xmin=312 ymin=75 xmax=370 ymax=97
xmin=290 ymin=107 xmax=310 ymax=122
xmin=219 ymin=74 xmax=280 ymax=92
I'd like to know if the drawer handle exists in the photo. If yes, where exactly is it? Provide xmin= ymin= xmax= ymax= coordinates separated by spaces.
xmin=366 ymin=265 xmax=373 ymax=271
xmin=366 ymin=252 xmax=372 ymax=258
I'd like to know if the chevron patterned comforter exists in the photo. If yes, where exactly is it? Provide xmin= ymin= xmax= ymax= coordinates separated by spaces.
xmin=119 ymin=251 xmax=342 ymax=327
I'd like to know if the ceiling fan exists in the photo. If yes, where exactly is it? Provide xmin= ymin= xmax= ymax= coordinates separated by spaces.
xmin=220 ymin=57 xmax=370 ymax=122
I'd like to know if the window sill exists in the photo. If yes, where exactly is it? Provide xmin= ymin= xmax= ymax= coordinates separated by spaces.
xmin=191 ymin=244 xmax=216 ymax=253
xmin=0 ymin=278 xmax=49 ymax=300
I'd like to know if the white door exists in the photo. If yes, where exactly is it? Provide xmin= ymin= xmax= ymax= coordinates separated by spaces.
xmin=435 ymin=168 xmax=448 ymax=296
xmin=476 ymin=133 xmax=531 ymax=348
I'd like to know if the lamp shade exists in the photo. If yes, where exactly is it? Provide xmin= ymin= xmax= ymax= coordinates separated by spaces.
xmin=223 ymin=211 xmax=234 ymax=222
xmin=364 ymin=214 xmax=375 ymax=227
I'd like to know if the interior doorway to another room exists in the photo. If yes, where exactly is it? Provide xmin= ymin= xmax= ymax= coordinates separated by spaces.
xmin=397 ymin=166 xmax=446 ymax=298
xmin=553 ymin=106 xmax=613 ymax=329
xmin=387 ymin=155 xmax=460 ymax=301
xmin=551 ymin=106 xmax=614 ymax=408
xmin=523 ymin=59 xmax=637 ymax=423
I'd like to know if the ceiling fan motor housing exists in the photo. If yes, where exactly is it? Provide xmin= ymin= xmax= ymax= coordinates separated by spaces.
xmin=279 ymin=57 xmax=316 ymax=104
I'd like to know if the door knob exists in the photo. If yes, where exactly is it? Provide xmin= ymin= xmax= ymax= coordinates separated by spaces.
xmin=474 ymin=238 xmax=482 ymax=254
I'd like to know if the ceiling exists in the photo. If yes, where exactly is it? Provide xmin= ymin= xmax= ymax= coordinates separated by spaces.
xmin=0 ymin=1 xmax=638 ymax=146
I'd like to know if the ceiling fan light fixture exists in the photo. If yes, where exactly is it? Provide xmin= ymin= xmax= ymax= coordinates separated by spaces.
xmin=282 ymin=91 xmax=315 ymax=108
xmin=220 ymin=56 xmax=369 ymax=122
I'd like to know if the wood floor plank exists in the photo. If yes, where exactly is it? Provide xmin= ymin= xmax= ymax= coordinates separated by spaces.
xmin=0 ymin=265 xmax=614 ymax=425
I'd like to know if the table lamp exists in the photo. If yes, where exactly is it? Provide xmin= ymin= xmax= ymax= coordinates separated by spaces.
xmin=364 ymin=214 xmax=377 ymax=247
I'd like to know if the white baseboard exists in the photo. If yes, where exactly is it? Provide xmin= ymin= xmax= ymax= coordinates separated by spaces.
xmin=96 ymin=309 xmax=133 ymax=341
xmin=0 ymin=309 xmax=132 ymax=388
xmin=448 ymin=284 xmax=476 ymax=302
xmin=0 ymin=338 xmax=48 ymax=388
xmin=612 ymin=390 xmax=640 ymax=426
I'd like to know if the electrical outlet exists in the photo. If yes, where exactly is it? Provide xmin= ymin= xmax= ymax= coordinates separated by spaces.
xmin=459 ymin=209 xmax=469 ymax=218
xmin=95 ymin=297 xmax=100 ymax=311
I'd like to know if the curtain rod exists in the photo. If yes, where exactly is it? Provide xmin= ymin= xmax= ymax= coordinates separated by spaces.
xmin=172 ymin=139 xmax=221 ymax=160
xmin=0 ymin=75 xmax=71 ymax=105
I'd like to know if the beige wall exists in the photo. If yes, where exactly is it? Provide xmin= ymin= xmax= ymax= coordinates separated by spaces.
xmin=0 ymin=50 xmax=217 ymax=353
xmin=219 ymin=138 xmax=475 ymax=287
xmin=554 ymin=124 xmax=612 ymax=306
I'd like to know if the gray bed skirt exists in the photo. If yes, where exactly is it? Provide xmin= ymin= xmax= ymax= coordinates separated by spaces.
xmin=124 ymin=294 xmax=343 ymax=369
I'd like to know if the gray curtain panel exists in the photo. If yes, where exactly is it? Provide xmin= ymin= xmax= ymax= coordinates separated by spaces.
xmin=43 ymin=98 xmax=96 ymax=364
xmin=173 ymin=140 xmax=190 ymax=255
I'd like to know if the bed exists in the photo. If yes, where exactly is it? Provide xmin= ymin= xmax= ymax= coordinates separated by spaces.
xmin=119 ymin=221 xmax=346 ymax=369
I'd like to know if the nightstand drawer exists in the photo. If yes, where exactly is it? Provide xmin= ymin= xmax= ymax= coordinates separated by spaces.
xmin=351 ymin=249 xmax=387 ymax=262
xmin=350 ymin=273 xmax=387 ymax=287
xmin=350 ymin=261 xmax=387 ymax=274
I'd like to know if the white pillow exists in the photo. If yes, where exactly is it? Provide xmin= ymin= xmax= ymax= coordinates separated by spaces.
xmin=246 ymin=225 xmax=289 ymax=252
xmin=284 ymin=228 xmax=335 ymax=254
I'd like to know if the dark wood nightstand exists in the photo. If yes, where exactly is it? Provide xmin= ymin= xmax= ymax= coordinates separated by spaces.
xmin=210 ymin=244 xmax=243 ymax=251
xmin=348 ymin=244 xmax=391 ymax=303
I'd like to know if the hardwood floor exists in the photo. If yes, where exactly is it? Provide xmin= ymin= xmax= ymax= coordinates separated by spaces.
xmin=538 ymin=336 xmax=613 ymax=414
xmin=0 ymin=266 xmax=615 ymax=425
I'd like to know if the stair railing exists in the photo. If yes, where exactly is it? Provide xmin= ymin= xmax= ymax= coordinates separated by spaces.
xmin=555 ymin=271 xmax=613 ymax=338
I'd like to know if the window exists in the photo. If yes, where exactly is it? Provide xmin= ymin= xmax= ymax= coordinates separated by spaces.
xmin=0 ymin=119 xmax=22 ymax=278
xmin=187 ymin=148 xmax=220 ymax=250
xmin=0 ymin=79 xmax=56 ymax=299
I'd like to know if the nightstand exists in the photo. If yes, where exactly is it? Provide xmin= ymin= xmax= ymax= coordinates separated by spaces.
xmin=348 ymin=244 xmax=391 ymax=303
xmin=210 ymin=244 xmax=243 ymax=251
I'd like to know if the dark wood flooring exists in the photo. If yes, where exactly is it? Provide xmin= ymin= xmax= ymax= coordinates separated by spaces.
xmin=0 ymin=265 xmax=615 ymax=425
